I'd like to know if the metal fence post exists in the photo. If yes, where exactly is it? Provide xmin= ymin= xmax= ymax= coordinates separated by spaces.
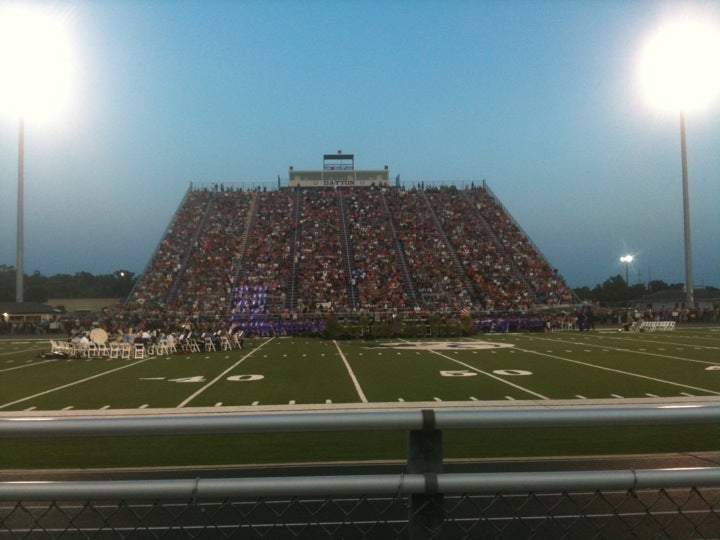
xmin=407 ymin=409 xmax=444 ymax=539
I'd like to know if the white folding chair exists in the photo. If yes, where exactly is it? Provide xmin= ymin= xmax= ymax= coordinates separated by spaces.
xmin=80 ymin=342 xmax=97 ymax=358
xmin=155 ymin=339 xmax=169 ymax=356
xmin=51 ymin=340 xmax=71 ymax=355
xmin=108 ymin=342 xmax=121 ymax=359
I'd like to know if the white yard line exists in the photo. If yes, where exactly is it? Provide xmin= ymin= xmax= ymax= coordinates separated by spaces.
xmin=0 ymin=348 xmax=46 ymax=357
xmin=531 ymin=335 xmax=718 ymax=366
xmin=176 ymin=338 xmax=275 ymax=408
xmin=514 ymin=347 xmax=720 ymax=396
xmin=429 ymin=349 xmax=550 ymax=400
xmin=601 ymin=335 xmax=720 ymax=350
xmin=0 ymin=358 xmax=57 ymax=373
xmin=0 ymin=359 xmax=150 ymax=410
xmin=333 ymin=340 xmax=368 ymax=403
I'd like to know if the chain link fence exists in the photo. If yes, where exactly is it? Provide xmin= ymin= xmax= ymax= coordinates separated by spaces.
xmin=2 ymin=481 xmax=718 ymax=538
xmin=1 ymin=407 xmax=719 ymax=538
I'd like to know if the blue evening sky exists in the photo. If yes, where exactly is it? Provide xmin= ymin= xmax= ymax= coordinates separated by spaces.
xmin=0 ymin=0 xmax=718 ymax=289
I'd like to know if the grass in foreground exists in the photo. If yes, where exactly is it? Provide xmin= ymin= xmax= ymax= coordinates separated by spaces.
xmin=2 ymin=424 xmax=719 ymax=469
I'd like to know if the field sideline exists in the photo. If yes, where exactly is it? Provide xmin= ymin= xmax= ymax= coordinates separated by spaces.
xmin=1 ymin=328 xmax=720 ymax=468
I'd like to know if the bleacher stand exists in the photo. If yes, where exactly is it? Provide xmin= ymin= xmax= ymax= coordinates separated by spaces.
xmin=124 ymin=183 xmax=576 ymax=330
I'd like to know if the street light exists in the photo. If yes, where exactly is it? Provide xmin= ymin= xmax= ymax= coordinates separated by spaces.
xmin=0 ymin=6 xmax=72 ymax=303
xmin=620 ymin=255 xmax=633 ymax=285
xmin=640 ymin=20 xmax=720 ymax=307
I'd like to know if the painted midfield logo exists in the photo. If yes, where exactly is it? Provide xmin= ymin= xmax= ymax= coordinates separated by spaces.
xmin=375 ymin=341 xmax=514 ymax=351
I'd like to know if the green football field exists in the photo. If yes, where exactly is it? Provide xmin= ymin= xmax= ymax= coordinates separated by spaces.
xmin=1 ymin=328 xmax=719 ymax=468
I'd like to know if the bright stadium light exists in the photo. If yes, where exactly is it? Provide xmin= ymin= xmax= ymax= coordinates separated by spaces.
xmin=620 ymin=255 xmax=634 ymax=285
xmin=0 ymin=5 xmax=72 ymax=303
xmin=640 ymin=21 xmax=720 ymax=113
xmin=0 ymin=5 xmax=72 ymax=121
xmin=639 ymin=19 xmax=720 ymax=307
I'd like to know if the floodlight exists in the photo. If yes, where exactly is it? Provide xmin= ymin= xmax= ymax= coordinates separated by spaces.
xmin=0 ymin=5 xmax=72 ymax=302
xmin=639 ymin=20 xmax=720 ymax=305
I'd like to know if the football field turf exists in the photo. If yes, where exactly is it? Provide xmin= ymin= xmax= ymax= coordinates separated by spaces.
xmin=1 ymin=328 xmax=719 ymax=468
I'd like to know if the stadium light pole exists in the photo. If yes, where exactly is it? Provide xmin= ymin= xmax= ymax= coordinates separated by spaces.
xmin=16 ymin=115 xmax=25 ymax=303
xmin=620 ymin=255 xmax=633 ymax=285
xmin=678 ymin=110 xmax=693 ymax=306
xmin=640 ymin=20 xmax=720 ymax=308
xmin=0 ymin=6 xmax=72 ymax=303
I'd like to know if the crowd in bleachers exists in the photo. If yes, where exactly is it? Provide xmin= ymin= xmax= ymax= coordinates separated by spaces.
xmin=385 ymin=188 xmax=472 ymax=312
xmin=294 ymin=188 xmax=348 ymax=311
xmin=167 ymin=190 xmax=251 ymax=318
xmin=127 ymin=190 xmax=210 ymax=308
xmin=234 ymin=189 xmax=295 ymax=314
xmin=124 ymin=183 xmax=575 ymax=324
xmin=344 ymin=188 xmax=406 ymax=311
xmin=425 ymin=186 xmax=518 ymax=311
xmin=464 ymin=188 xmax=574 ymax=305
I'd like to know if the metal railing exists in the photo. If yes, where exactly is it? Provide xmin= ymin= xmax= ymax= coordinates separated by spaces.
xmin=2 ymin=406 xmax=719 ymax=538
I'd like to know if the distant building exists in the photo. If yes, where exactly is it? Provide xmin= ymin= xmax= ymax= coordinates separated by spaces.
xmin=0 ymin=302 xmax=60 ymax=329
xmin=47 ymin=298 xmax=122 ymax=314
xmin=288 ymin=152 xmax=390 ymax=188
xmin=633 ymin=288 xmax=720 ymax=310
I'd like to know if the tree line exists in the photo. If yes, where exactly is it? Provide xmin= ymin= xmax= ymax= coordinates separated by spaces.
xmin=0 ymin=265 xmax=136 ymax=302
xmin=572 ymin=274 xmax=716 ymax=305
